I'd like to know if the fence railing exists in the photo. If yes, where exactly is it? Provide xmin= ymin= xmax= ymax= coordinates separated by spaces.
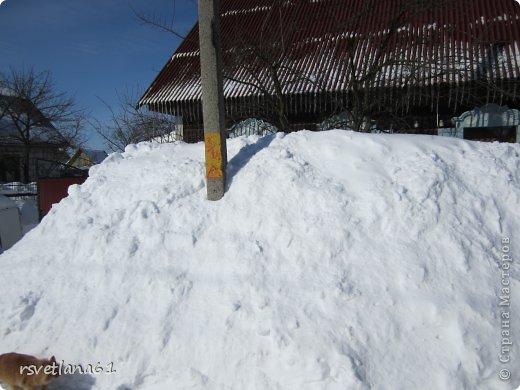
xmin=0 ymin=182 xmax=38 ymax=201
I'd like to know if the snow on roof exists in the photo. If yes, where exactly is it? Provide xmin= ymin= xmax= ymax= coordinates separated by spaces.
xmin=0 ymin=130 xmax=519 ymax=389
xmin=139 ymin=0 xmax=520 ymax=108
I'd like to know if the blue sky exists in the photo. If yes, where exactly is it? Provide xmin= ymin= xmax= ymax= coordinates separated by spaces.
xmin=0 ymin=0 xmax=198 ymax=150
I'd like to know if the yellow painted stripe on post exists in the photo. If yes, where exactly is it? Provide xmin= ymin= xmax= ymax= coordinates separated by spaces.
xmin=205 ymin=132 xmax=224 ymax=179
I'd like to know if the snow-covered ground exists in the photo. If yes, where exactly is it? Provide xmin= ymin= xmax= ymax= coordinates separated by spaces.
xmin=0 ymin=130 xmax=519 ymax=389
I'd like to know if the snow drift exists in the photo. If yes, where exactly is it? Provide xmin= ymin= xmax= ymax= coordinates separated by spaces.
xmin=0 ymin=130 xmax=519 ymax=390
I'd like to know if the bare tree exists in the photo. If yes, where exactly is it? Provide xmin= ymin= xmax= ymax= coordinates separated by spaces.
xmin=223 ymin=0 xmax=471 ymax=132
xmin=91 ymin=89 xmax=177 ymax=152
xmin=0 ymin=67 xmax=85 ymax=182
xmin=332 ymin=0 xmax=444 ymax=131
xmin=221 ymin=0 xmax=316 ymax=131
xmin=313 ymin=0 xmax=519 ymax=132
xmin=132 ymin=1 xmax=193 ymax=41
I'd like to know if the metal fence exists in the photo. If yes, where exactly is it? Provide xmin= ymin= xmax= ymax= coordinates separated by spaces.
xmin=0 ymin=182 xmax=38 ymax=201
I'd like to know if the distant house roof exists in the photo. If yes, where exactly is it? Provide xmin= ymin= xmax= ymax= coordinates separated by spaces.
xmin=82 ymin=149 xmax=108 ymax=164
xmin=139 ymin=0 xmax=520 ymax=111
xmin=67 ymin=148 xmax=107 ymax=169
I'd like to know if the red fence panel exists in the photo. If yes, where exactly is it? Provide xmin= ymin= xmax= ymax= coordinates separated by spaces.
xmin=37 ymin=176 xmax=88 ymax=220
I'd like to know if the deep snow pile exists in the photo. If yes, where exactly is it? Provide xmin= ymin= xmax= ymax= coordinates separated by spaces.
xmin=0 ymin=130 xmax=519 ymax=390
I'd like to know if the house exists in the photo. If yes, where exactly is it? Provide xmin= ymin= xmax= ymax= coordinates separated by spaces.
xmin=67 ymin=148 xmax=108 ymax=170
xmin=0 ymin=95 xmax=69 ymax=183
xmin=138 ymin=0 xmax=520 ymax=143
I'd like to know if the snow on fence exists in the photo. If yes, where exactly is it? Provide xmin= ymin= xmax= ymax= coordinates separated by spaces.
xmin=0 ymin=182 xmax=38 ymax=201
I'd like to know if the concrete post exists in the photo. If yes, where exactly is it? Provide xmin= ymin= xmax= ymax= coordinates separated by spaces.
xmin=198 ymin=0 xmax=227 ymax=200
